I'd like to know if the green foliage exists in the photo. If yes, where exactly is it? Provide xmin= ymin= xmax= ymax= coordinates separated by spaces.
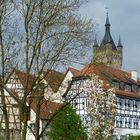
xmin=0 ymin=136 xmax=4 ymax=140
xmin=48 ymin=103 xmax=88 ymax=140
xmin=128 ymin=135 xmax=140 ymax=140
xmin=0 ymin=132 xmax=4 ymax=140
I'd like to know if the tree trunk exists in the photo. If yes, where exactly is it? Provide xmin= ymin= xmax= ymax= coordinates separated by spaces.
xmin=35 ymin=98 xmax=40 ymax=140
xmin=0 ymin=87 xmax=10 ymax=140
xmin=21 ymin=104 xmax=29 ymax=140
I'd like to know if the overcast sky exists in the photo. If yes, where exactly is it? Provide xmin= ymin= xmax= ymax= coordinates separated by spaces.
xmin=79 ymin=0 xmax=140 ymax=74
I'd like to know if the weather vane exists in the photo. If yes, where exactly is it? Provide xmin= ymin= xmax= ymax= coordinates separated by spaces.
xmin=105 ymin=7 xmax=109 ymax=15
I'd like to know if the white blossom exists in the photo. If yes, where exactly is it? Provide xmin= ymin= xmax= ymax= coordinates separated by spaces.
xmin=85 ymin=74 xmax=116 ymax=140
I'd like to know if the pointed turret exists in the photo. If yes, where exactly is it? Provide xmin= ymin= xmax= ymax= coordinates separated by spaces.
xmin=117 ymin=36 xmax=123 ymax=48
xmin=101 ymin=13 xmax=117 ymax=50
xmin=93 ymin=35 xmax=98 ymax=47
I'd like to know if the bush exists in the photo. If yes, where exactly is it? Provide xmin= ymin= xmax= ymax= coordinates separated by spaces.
xmin=128 ymin=135 xmax=140 ymax=140
xmin=48 ymin=103 xmax=88 ymax=140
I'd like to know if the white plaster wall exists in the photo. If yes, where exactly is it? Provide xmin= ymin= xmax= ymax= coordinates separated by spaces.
xmin=114 ymin=128 xmax=140 ymax=139
xmin=26 ymin=109 xmax=36 ymax=140
xmin=42 ymin=79 xmax=57 ymax=102
xmin=26 ymin=109 xmax=43 ymax=140
xmin=56 ymin=70 xmax=73 ymax=102
xmin=43 ymin=70 xmax=73 ymax=103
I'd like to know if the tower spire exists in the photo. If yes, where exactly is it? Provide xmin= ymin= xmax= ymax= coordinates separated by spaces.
xmin=105 ymin=8 xmax=110 ymax=25
xmin=94 ymin=35 xmax=98 ymax=45
xmin=117 ymin=35 xmax=123 ymax=47
xmin=101 ymin=11 xmax=117 ymax=50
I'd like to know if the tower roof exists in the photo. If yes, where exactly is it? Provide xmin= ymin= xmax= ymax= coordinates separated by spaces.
xmin=101 ymin=13 xmax=117 ymax=50
xmin=117 ymin=36 xmax=123 ymax=48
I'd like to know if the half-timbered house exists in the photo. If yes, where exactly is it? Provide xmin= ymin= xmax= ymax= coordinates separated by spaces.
xmin=0 ymin=69 xmax=64 ymax=140
xmin=63 ymin=13 xmax=140 ymax=140
xmin=64 ymin=62 xmax=140 ymax=140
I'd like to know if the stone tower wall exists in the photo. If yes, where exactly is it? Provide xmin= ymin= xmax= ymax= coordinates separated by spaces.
xmin=93 ymin=43 xmax=122 ymax=69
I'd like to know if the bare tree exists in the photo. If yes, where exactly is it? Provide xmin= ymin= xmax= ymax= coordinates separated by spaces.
xmin=0 ymin=0 xmax=21 ymax=139
xmin=0 ymin=0 xmax=95 ymax=140
xmin=16 ymin=1 xmax=95 ymax=140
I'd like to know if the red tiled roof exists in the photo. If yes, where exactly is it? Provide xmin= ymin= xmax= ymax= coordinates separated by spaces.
xmin=77 ymin=62 xmax=140 ymax=85
xmin=29 ymin=98 xmax=62 ymax=119
xmin=15 ymin=69 xmax=64 ymax=93
xmin=68 ymin=67 xmax=80 ymax=77
xmin=73 ymin=62 xmax=140 ymax=98
xmin=15 ymin=70 xmax=37 ymax=92
xmin=116 ymin=90 xmax=140 ymax=99
xmin=43 ymin=70 xmax=65 ymax=92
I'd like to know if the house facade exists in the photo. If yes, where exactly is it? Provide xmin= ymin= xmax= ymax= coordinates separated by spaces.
xmin=0 ymin=12 xmax=140 ymax=140
xmin=0 ymin=69 xmax=63 ymax=140
xmin=63 ymin=13 xmax=140 ymax=140
xmin=64 ymin=63 xmax=140 ymax=140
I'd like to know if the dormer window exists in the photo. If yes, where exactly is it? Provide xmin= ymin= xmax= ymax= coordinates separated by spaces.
xmin=138 ymin=86 xmax=140 ymax=94
xmin=113 ymin=81 xmax=119 ymax=89
xmin=125 ymin=84 xmax=131 ymax=92
xmin=132 ymin=84 xmax=138 ymax=93
xmin=120 ymin=82 xmax=125 ymax=90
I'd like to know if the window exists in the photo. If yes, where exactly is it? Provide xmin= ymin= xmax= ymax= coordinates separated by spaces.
xmin=111 ymin=135 xmax=118 ymax=140
xmin=132 ymin=85 xmax=138 ymax=93
xmin=116 ymin=97 xmax=122 ymax=109
xmin=125 ymin=99 xmax=129 ymax=110
xmin=125 ymin=84 xmax=131 ymax=92
xmin=133 ymin=101 xmax=138 ymax=111
xmin=73 ymin=99 xmax=78 ymax=108
xmin=116 ymin=117 xmax=124 ymax=128
xmin=120 ymin=82 xmax=125 ymax=90
xmin=82 ymin=116 xmax=88 ymax=126
xmin=133 ymin=119 xmax=139 ymax=129
xmin=85 ymin=99 xmax=88 ymax=107
xmin=125 ymin=118 xmax=132 ymax=128
xmin=120 ymin=135 xmax=127 ymax=140
xmin=29 ymin=123 xmax=35 ymax=133
xmin=113 ymin=81 xmax=119 ymax=89
xmin=129 ymin=100 xmax=133 ymax=110
xmin=138 ymin=87 xmax=140 ymax=94
xmin=128 ymin=119 xmax=132 ymax=128
xmin=124 ymin=99 xmax=131 ymax=110
xmin=120 ymin=118 xmax=124 ymax=128
xmin=68 ymin=80 xmax=71 ymax=86
xmin=82 ymin=98 xmax=85 ymax=109
xmin=125 ymin=118 xmax=128 ymax=128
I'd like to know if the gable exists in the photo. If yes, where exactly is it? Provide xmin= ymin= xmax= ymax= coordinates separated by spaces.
xmin=43 ymin=70 xmax=65 ymax=92
xmin=0 ymin=89 xmax=21 ymax=130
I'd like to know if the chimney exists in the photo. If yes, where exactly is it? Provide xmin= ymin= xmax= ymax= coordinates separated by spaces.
xmin=131 ymin=71 xmax=137 ymax=82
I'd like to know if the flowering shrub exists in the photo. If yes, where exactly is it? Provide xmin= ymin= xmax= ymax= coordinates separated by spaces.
xmin=86 ymin=74 xmax=116 ymax=140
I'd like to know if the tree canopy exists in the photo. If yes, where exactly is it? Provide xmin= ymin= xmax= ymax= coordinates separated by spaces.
xmin=48 ymin=103 xmax=88 ymax=140
xmin=128 ymin=135 xmax=140 ymax=140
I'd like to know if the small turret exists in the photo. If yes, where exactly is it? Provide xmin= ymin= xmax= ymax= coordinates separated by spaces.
xmin=117 ymin=36 xmax=123 ymax=48
xmin=93 ymin=35 xmax=98 ymax=48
